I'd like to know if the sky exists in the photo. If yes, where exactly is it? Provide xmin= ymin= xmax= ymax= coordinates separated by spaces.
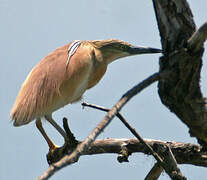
xmin=1 ymin=0 xmax=207 ymax=180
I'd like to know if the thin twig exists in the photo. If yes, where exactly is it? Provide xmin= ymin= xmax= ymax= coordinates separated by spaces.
xmin=81 ymin=102 xmax=163 ymax=164
xmin=82 ymin=102 xmax=188 ymax=179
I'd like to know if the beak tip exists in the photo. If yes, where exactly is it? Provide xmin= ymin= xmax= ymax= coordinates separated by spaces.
xmin=151 ymin=48 xmax=162 ymax=53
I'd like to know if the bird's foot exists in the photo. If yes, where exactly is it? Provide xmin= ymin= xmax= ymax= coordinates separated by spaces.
xmin=46 ymin=143 xmax=68 ymax=165
xmin=46 ymin=118 xmax=79 ymax=165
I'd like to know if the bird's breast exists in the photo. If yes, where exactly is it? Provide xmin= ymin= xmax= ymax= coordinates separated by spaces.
xmin=59 ymin=45 xmax=93 ymax=104
xmin=70 ymin=73 xmax=89 ymax=103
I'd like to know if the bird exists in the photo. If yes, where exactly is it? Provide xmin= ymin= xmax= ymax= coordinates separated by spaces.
xmin=10 ymin=39 xmax=162 ymax=154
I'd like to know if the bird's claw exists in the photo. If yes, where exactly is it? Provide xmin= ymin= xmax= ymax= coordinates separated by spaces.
xmin=46 ymin=118 xmax=79 ymax=165
xmin=46 ymin=142 xmax=69 ymax=165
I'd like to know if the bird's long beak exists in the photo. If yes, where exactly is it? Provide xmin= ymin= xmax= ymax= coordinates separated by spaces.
xmin=128 ymin=46 xmax=162 ymax=55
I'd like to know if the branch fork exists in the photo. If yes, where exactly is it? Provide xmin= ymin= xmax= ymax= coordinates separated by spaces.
xmin=37 ymin=1 xmax=207 ymax=179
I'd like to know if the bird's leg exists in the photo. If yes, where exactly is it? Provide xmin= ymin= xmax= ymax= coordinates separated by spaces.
xmin=44 ymin=116 xmax=72 ymax=164
xmin=35 ymin=118 xmax=58 ymax=151
xmin=44 ymin=115 xmax=68 ymax=141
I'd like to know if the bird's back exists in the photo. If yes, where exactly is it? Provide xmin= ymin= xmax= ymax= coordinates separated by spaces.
xmin=12 ymin=39 xmax=144 ymax=126
xmin=11 ymin=41 xmax=101 ymax=126
xmin=11 ymin=44 xmax=71 ymax=126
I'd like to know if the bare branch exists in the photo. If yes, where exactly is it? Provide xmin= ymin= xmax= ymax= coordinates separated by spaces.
xmin=37 ymin=72 xmax=161 ymax=180
xmin=81 ymin=139 xmax=207 ymax=168
xmin=156 ymin=144 xmax=186 ymax=179
xmin=82 ymin=102 xmax=163 ymax=164
xmin=37 ymin=138 xmax=206 ymax=180
xmin=165 ymin=146 xmax=180 ymax=173
xmin=82 ymin=102 xmax=187 ymax=180
xmin=63 ymin=118 xmax=79 ymax=147
xmin=188 ymin=22 xmax=207 ymax=53
xmin=145 ymin=163 xmax=163 ymax=180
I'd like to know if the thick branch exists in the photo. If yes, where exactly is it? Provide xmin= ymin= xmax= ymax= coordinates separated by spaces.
xmin=37 ymin=138 xmax=207 ymax=180
xmin=81 ymin=138 xmax=207 ymax=167
xmin=188 ymin=22 xmax=207 ymax=53
xmin=92 ymin=139 xmax=207 ymax=167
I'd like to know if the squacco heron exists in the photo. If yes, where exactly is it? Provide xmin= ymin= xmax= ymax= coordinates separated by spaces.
xmin=10 ymin=39 xmax=161 ymax=154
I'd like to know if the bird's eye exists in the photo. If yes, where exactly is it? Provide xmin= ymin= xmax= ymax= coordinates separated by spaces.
xmin=119 ymin=45 xmax=126 ymax=51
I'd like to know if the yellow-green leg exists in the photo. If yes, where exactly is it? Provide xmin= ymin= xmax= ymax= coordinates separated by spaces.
xmin=36 ymin=118 xmax=58 ymax=151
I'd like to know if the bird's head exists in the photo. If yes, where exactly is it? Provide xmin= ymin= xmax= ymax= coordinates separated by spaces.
xmin=90 ymin=39 xmax=162 ymax=64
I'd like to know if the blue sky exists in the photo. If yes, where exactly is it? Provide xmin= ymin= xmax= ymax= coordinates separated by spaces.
xmin=1 ymin=1 xmax=207 ymax=179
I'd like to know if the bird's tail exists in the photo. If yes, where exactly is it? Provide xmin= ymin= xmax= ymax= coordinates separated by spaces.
xmin=10 ymin=88 xmax=36 ymax=126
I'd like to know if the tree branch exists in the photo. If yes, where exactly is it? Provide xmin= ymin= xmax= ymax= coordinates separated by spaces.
xmin=82 ymin=102 xmax=163 ymax=164
xmin=82 ymin=102 xmax=186 ymax=180
xmin=188 ymin=22 xmax=207 ymax=53
xmin=155 ymin=144 xmax=186 ymax=179
xmin=37 ymin=72 xmax=162 ymax=180
xmin=37 ymin=138 xmax=207 ymax=180
xmin=145 ymin=163 xmax=163 ymax=180
xmin=37 ymin=1 xmax=207 ymax=179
